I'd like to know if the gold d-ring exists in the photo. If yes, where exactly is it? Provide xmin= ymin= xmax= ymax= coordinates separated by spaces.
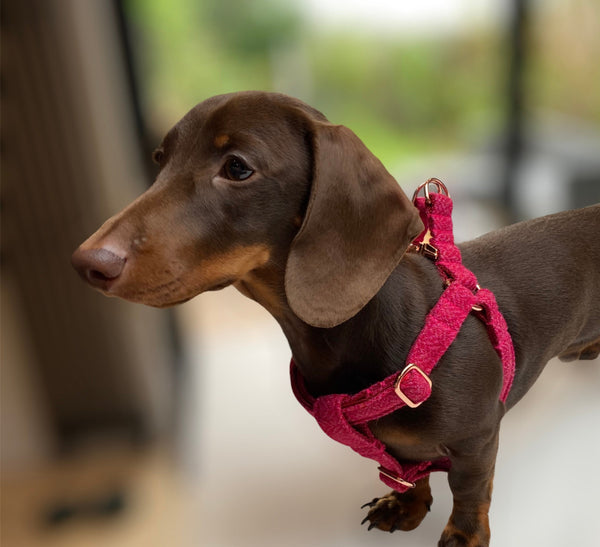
xmin=412 ymin=178 xmax=450 ymax=204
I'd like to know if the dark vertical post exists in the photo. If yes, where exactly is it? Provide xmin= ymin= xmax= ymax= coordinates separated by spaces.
xmin=502 ymin=0 xmax=529 ymax=221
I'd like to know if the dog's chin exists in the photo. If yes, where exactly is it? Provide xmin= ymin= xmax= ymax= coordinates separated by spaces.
xmin=205 ymin=279 xmax=234 ymax=292
xmin=124 ymin=293 xmax=196 ymax=309
xmin=117 ymin=278 xmax=235 ymax=308
xmin=149 ymin=296 xmax=195 ymax=308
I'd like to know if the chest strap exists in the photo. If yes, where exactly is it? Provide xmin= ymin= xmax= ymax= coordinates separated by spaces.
xmin=290 ymin=179 xmax=515 ymax=492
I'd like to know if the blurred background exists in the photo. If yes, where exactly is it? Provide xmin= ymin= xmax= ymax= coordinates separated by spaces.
xmin=1 ymin=0 xmax=599 ymax=546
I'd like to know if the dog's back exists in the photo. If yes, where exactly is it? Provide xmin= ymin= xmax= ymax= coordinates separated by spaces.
xmin=461 ymin=204 xmax=600 ymax=404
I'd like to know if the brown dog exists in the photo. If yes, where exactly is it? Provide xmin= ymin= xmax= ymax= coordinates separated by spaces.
xmin=71 ymin=91 xmax=600 ymax=546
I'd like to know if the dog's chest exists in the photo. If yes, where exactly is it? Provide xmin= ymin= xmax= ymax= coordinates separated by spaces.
xmin=368 ymin=415 xmax=449 ymax=463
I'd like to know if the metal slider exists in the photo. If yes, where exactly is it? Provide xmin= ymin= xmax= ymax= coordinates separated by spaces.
xmin=408 ymin=242 xmax=439 ymax=261
xmin=394 ymin=363 xmax=432 ymax=408
xmin=378 ymin=467 xmax=416 ymax=489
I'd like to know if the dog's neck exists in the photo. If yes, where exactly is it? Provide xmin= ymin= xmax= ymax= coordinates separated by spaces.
xmin=234 ymin=265 xmax=341 ymax=387
xmin=234 ymin=253 xmax=438 ymax=395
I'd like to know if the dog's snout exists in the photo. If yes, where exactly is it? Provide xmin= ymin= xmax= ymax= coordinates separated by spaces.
xmin=71 ymin=247 xmax=126 ymax=290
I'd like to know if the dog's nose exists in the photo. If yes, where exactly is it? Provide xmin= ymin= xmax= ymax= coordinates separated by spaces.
xmin=71 ymin=247 xmax=126 ymax=289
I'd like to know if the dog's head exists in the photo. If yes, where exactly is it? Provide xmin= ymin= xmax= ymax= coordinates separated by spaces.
xmin=72 ymin=91 xmax=423 ymax=327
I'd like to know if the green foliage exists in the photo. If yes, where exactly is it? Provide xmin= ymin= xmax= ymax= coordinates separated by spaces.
xmin=204 ymin=0 xmax=302 ymax=58
xmin=124 ymin=0 xmax=598 ymax=168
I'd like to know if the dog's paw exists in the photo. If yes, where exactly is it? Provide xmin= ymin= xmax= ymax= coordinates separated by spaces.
xmin=361 ymin=488 xmax=432 ymax=533
xmin=437 ymin=516 xmax=490 ymax=547
xmin=438 ymin=530 xmax=488 ymax=547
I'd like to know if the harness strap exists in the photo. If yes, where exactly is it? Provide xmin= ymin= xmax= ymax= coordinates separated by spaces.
xmin=411 ymin=186 xmax=515 ymax=401
xmin=290 ymin=180 xmax=515 ymax=492
xmin=290 ymin=364 xmax=452 ymax=490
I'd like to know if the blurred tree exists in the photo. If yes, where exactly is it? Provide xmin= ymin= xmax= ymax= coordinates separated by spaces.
xmin=205 ymin=0 xmax=302 ymax=58
xmin=123 ymin=0 xmax=599 ymax=170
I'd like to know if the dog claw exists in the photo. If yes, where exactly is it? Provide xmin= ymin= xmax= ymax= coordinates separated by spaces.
xmin=361 ymin=488 xmax=433 ymax=534
xmin=361 ymin=498 xmax=379 ymax=509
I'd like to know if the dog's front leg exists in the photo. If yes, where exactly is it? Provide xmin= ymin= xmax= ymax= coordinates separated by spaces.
xmin=438 ymin=429 xmax=499 ymax=547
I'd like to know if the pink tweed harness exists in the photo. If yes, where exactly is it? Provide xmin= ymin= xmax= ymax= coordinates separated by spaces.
xmin=290 ymin=180 xmax=516 ymax=493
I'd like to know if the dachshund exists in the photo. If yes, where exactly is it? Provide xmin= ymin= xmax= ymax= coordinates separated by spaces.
xmin=72 ymin=91 xmax=600 ymax=546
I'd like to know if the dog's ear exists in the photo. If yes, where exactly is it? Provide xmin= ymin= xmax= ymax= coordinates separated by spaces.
xmin=285 ymin=123 xmax=424 ymax=328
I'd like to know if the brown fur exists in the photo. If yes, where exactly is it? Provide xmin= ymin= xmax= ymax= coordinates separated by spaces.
xmin=71 ymin=91 xmax=600 ymax=546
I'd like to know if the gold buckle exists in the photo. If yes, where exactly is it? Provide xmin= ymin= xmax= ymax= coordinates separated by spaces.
xmin=378 ymin=467 xmax=416 ymax=489
xmin=394 ymin=364 xmax=432 ymax=408
xmin=407 ymin=241 xmax=439 ymax=260
xmin=412 ymin=177 xmax=450 ymax=204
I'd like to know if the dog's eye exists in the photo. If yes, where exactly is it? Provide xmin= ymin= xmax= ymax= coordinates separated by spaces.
xmin=152 ymin=148 xmax=164 ymax=165
xmin=223 ymin=156 xmax=254 ymax=181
